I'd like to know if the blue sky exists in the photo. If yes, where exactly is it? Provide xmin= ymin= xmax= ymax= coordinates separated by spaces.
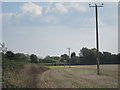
xmin=2 ymin=2 xmax=118 ymax=57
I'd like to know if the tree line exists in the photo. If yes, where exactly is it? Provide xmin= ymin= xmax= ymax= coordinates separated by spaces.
xmin=0 ymin=43 xmax=119 ymax=65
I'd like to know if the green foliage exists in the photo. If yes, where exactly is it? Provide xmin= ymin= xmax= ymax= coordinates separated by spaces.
xmin=61 ymin=54 xmax=69 ymax=60
xmin=50 ymin=56 xmax=60 ymax=60
xmin=30 ymin=54 xmax=38 ymax=63
xmin=80 ymin=48 xmax=97 ymax=64
xmin=39 ymin=58 xmax=44 ymax=63
xmin=38 ymin=63 xmax=55 ymax=66
xmin=71 ymin=52 xmax=76 ymax=58
xmin=0 ymin=43 xmax=7 ymax=54
xmin=71 ymin=56 xmax=80 ymax=64
xmin=5 ymin=51 xmax=15 ymax=60
xmin=80 ymin=47 xmax=118 ymax=65
xmin=42 ymin=56 xmax=59 ymax=63
xmin=2 ymin=56 xmax=25 ymax=88
xmin=61 ymin=54 xmax=69 ymax=63
xmin=14 ymin=53 xmax=30 ymax=62
xmin=101 ymin=52 xmax=118 ymax=64
xmin=63 ymin=60 xmax=67 ymax=64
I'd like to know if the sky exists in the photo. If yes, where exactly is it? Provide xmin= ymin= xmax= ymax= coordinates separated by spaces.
xmin=2 ymin=2 xmax=118 ymax=58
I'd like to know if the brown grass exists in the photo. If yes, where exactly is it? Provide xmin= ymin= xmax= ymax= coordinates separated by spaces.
xmin=37 ymin=64 xmax=118 ymax=88
xmin=2 ymin=63 xmax=49 ymax=88
xmin=3 ymin=64 xmax=118 ymax=88
xmin=19 ymin=64 xmax=49 ymax=88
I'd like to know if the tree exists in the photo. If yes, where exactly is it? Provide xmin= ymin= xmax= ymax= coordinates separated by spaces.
xmin=30 ymin=54 xmax=38 ymax=63
xmin=60 ymin=57 xmax=64 ymax=62
xmin=61 ymin=54 xmax=69 ymax=59
xmin=80 ymin=47 xmax=97 ymax=64
xmin=51 ymin=56 xmax=60 ymax=60
xmin=5 ymin=51 xmax=14 ymax=60
xmin=101 ymin=52 xmax=118 ymax=64
xmin=39 ymin=58 xmax=44 ymax=63
xmin=61 ymin=54 xmax=69 ymax=63
xmin=71 ymin=52 xmax=76 ymax=58
xmin=14 ymin=53 xmax=30 ymax=62
xmin=71 ymin=56 xmax=79 ymax=64
xmin=118 ymin=53 xmax=120 ymax=64
xmin=0 ymin=43 xmax=7 ymax=54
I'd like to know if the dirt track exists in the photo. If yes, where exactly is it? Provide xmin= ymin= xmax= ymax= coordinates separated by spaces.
xmin=37 ymin=65 xmax=118 ymax=88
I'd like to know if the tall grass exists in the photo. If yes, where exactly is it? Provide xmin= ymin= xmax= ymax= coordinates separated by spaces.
xmin=2 ymin=58 xmax=49 ymax=88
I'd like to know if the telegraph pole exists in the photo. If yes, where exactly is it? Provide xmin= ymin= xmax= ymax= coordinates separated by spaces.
xmin=67 ymin=48 xmax=71 ymax=68
xmin=89 ymin=3 xmax=103 ymax=75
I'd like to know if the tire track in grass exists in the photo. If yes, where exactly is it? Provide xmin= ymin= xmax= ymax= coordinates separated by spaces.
xmin=70 ymin=67 xmax=118 ymax=88
xmin=59 ymin=68 xmax=79 ymax=87
xmin=38 ymin=65 xmax=118 ymax=88
xmin=56 ymin=67 xmax=116 ymax=88
xmin=59 ymin=68 xmax=106 ymax=88
xmin=70 ymin=68 xmax=107 ymax=88
xmin=58 ymin=68 xmax=90 ymax=88
xmin=41 ymin=67 xmax=69 ymax=88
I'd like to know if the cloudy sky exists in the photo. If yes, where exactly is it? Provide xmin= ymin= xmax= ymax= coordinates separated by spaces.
xmin=2 ymin=2 xmax=118 ymax=57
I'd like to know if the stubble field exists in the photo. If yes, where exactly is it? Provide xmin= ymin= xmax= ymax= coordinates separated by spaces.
xmin=37 ymin=65 xmax=118 ymax=88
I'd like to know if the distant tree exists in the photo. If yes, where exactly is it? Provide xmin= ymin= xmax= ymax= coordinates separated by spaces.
xmin=71 ymin=52 xmax=76 ymax=58
xmin=14 ymin=53 xmax=30 ymax=62
xmin=60 ymin=57 xmax=64 ymax=62
xmin=102 ymin=52 xmax=112 ymax=62
xmin=30 ymin=54 xmax=38 ymax=63
xmin=39 ymin=58 xmax=44 ymax=63
xmin=61 ymin=54 xmax=69 ymax=63
xmin=71 ymin=56 xmax=79 ymax=64
xmin=118 ymin=53 xmax=120 ymax=64
xmin=43 ymin=56 xmax=56 ymax=63
xmin=101 ymin=52 xmax=118 ymax=64
xmin=51 ymin=56 xmax=60 ymax=60
xmin=80 ymin=47 xmax=97 ymax=64
xmin=5 ymin=51 xmax=14 ymax=60
xmin=63 ymin=60 xmax=67 ymax=64
xmin=61 ymin=54 xmax=69 ymax=60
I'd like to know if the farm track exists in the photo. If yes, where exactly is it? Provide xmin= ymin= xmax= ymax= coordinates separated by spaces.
xmin=37 ymin=65 xmax=118 ymax=88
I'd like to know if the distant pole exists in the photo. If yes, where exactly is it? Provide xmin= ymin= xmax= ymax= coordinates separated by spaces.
xmin=67 ymin=48 xmax=71 ymax=68
xmin=64 ymin=60 xmax=65 ymax=68
xmin=89 ymin=3 xmax=103 ymax=75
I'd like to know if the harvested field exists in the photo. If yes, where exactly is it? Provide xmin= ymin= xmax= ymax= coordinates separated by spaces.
xmin=37 ymin=64 xmax=118 ymax=88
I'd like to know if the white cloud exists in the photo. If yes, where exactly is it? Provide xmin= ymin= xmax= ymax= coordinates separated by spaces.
xmin=72 ymin=3 xmax=86 ymax=12
xmin=2 ymin=2 xmax=43 ymax=25
xmin=3 ymin=2 xmax=43 ymax=22
xmin=19 ymin=2 xmax=42 ymax=16
xmin=55 ymin=3 xmax=68 ymax=13
xmin=55 ymin=3 xmax=86 ymax=13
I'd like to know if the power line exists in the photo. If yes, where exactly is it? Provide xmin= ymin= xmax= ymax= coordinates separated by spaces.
xmin=89 ymin=3 xmax=103 ymax=75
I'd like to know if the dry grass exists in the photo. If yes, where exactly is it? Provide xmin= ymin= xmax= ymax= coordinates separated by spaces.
xmin=2 ymin=63 xmax=49 ymax=88
xmin=19 ymin=64 xmax=49 ymax=88
xmin=38 ymin=64 xmax=118 ymax=88
xmin=3 ymin=64 xmax=118 ymax=88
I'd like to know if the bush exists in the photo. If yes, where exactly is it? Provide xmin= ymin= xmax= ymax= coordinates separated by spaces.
xmin=30 ymin=54 xmax=38 ymax=63
xmin=5 ymin=51 xmax=14 ymax=60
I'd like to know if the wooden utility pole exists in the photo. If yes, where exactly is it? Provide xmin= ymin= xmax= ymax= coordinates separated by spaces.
xmin=67 ymin=48 xmax=71 ymax=68
xmin=89 ymin=3 xmax=103 ymax=75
